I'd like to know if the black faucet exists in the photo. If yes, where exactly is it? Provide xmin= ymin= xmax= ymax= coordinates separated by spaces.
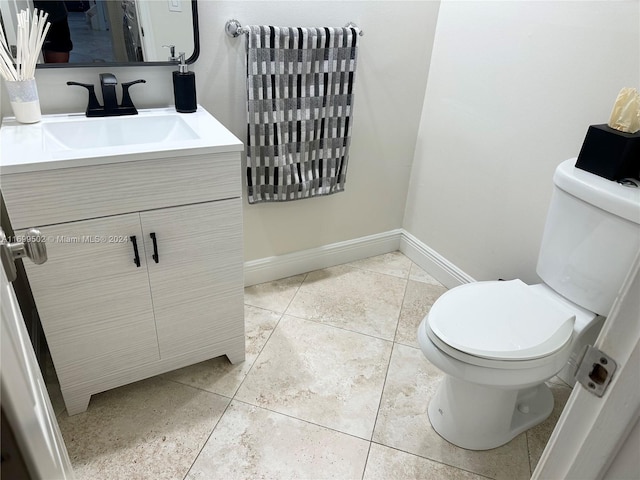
xmin=99 ymin=73 xmax=119 ymax=113
xmin=67 ymin=73 xmax=146 ymax=117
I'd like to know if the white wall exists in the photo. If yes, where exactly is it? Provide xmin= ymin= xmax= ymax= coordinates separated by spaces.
xmin=403 ymin=0 xmax=640 ymax=284
xmin=1 ymin=0 xmax=440 ymax=264
xmin=199 ymin=1 xmax=440 ymax=261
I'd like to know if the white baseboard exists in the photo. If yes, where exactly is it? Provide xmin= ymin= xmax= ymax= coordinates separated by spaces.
xmin=243 ymin=228 xmax=474 ymax=288
xmin=399 ymin=230 xmax=475 ymax=289
xmin=243 ymin=229 xmax=403 ymax=286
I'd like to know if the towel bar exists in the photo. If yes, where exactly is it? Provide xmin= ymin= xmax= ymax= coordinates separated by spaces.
xmin=225 ymin=19 xmax=364 ymax=37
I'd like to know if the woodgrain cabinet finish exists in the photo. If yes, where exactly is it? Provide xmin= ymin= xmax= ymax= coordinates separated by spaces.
xmin=2 ymin=151 xmax=245 ymax=415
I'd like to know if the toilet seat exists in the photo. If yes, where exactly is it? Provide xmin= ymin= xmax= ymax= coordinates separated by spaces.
xmin=427 ymin=280 xmax=576 ymax=362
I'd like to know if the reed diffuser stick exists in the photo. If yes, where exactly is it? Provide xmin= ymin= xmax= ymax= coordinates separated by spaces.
xmin=0 ymin=8 xmax=50 ymax=81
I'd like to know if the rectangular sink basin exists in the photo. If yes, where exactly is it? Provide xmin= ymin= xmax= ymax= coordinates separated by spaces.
xmin=0 ymin=106 xmax=244 ymax=174
xmin=43 ymin=114 xmax=200 ymax=150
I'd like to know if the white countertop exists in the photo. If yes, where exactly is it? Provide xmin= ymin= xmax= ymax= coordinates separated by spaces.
xmin=0 ymin=106 xmax=243 ymax=175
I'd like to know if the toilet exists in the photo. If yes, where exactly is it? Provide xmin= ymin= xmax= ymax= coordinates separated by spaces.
xmin=417 ymin=158 xmax=640 ymax=451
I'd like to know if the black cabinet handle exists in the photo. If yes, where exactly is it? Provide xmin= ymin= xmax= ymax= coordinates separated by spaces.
xmin=130 ymin=235 xmax=141 ymax=267
xmin=150 ymin=232 xmax=159 ymax=263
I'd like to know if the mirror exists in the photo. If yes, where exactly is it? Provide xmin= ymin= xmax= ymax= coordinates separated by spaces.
xmin=0 ymin=0 xmax=199 ymax=67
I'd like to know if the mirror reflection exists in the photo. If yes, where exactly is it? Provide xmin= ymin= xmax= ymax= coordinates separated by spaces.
xmin=0 ymin=0 xmax=197 ymax=67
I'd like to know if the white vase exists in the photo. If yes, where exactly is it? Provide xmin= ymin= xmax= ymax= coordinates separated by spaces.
xmin=5 ymin=78 xmax=42 ymax=124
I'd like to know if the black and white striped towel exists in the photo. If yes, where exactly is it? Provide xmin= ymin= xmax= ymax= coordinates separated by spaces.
xmin=245 ymin=25 xmax=360 ymax=204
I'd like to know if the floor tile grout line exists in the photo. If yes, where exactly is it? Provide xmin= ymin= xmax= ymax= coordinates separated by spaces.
xmin=230 ymin=397 xmax=376 ymax=444
xmin=232 ymin=275 xmax=308 ymax=399
xmin=171 ymin=261 xmax=396 ymax=476
xmin=177 ymin=387 xmax=497 ymax=480
xmin=61 ymin=384 xmax=226 ymax=479
xmin=182 ymin=396 xmax=235 ymax=480
xmin=163 ymin=302 xmax=293 ymax=480
xmin=343 ymin=251 xmax=415 ymax=280
xmin=235 ymin=265 xmax=400 ymax=471
xmin=282 ymin=311 xmax=396 ymax=344
xmin=243 ymin=272 xmax=307 ymax=317
xmin=227 ymin=313 xmax=438 ymax=468
xmin=239 ymin=268 xmax=393 ymax=442
xmin=235 ymin=259 xmax=412 ymax=477
xmin=267 ymin=260 xmax=410 ymax=343
xmin=346 ymin=264 xmax=411 ymax=281
xmin=332 ymin=260 xmax=412 ymax=283
xmin=526 ymin=429 xmax=534 ymax=477
xmin=368 ymin=341 xmax=397 ymax=447
xmin=287 ymin=258 xmax=411 ymax=480
xmin=361 ymin=442 xmax=373 ymax=480
xmin=161 ymin=348 xmax=527 ymax=480
xmin=229 ymin=308 xmax=287 ymax=400
xmin=368 ymin=441 xmax=495 ymax=480
xmin=157 ymin=340 xmax=422 ymax=404
xmin=342 ymin=258 xmax=443 ymax=287
xmin=392 ymin=269 xmax=412 ymax=345
xmin=372 ymin=342 xmax=532 ymax=479
xmin=62 ymin=339 xmax=420 ymax=420
xmin=161 ymin=303 xmax=288 ymax=400
xmin=282 ymin=272 xmax=309 ymax=316
xmin=158 ymin=375 xmax=234 ymax=399
xmin=243 ymin=303 xmax=289 ymax=316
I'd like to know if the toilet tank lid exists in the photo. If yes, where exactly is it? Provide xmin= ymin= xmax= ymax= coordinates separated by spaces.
xmin=428 ymin=280 xmax=576 ymax=361
xmin=555 ymin=159 xmax=640 ymax=225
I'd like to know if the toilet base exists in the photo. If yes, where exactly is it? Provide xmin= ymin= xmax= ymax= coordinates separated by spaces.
xmin=427 ymin=375 xmax=554 ymax=450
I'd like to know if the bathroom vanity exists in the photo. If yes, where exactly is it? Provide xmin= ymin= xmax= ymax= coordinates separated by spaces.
xmin=0 ymin=107 xmax=245 ymax=415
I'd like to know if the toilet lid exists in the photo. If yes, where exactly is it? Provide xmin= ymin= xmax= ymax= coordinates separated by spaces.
xmin=428 ymin=280 xmax=576 ymax=361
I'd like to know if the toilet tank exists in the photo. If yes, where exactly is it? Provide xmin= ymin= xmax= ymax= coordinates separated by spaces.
xmin=537 ymin=158 xmax=640 ymax=316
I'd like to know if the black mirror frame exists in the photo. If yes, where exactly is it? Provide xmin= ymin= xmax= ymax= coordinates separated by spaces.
xmin=36 ymin=0 xmax=199 ymax=69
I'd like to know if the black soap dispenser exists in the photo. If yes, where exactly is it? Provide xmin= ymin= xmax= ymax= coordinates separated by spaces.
xmin=173 ymin=52 xmax=197 ymax=113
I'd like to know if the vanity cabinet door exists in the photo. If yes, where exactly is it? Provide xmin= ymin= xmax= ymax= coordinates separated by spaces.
xmin=22 ymin=214 xmax=161 ymax=389
xmin=140 ymin=199 xmax=244 ymax=360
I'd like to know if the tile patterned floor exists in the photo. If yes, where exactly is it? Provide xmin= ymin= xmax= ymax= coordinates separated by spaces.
xmin=48 ymin=252 xmax=572 ymax=479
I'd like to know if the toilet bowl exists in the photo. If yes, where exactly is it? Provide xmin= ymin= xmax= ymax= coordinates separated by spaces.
xmin=417 ymin=280 xmax=597 ymax=450
xmin=416 ymin=158 xmax=640 ymax=451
